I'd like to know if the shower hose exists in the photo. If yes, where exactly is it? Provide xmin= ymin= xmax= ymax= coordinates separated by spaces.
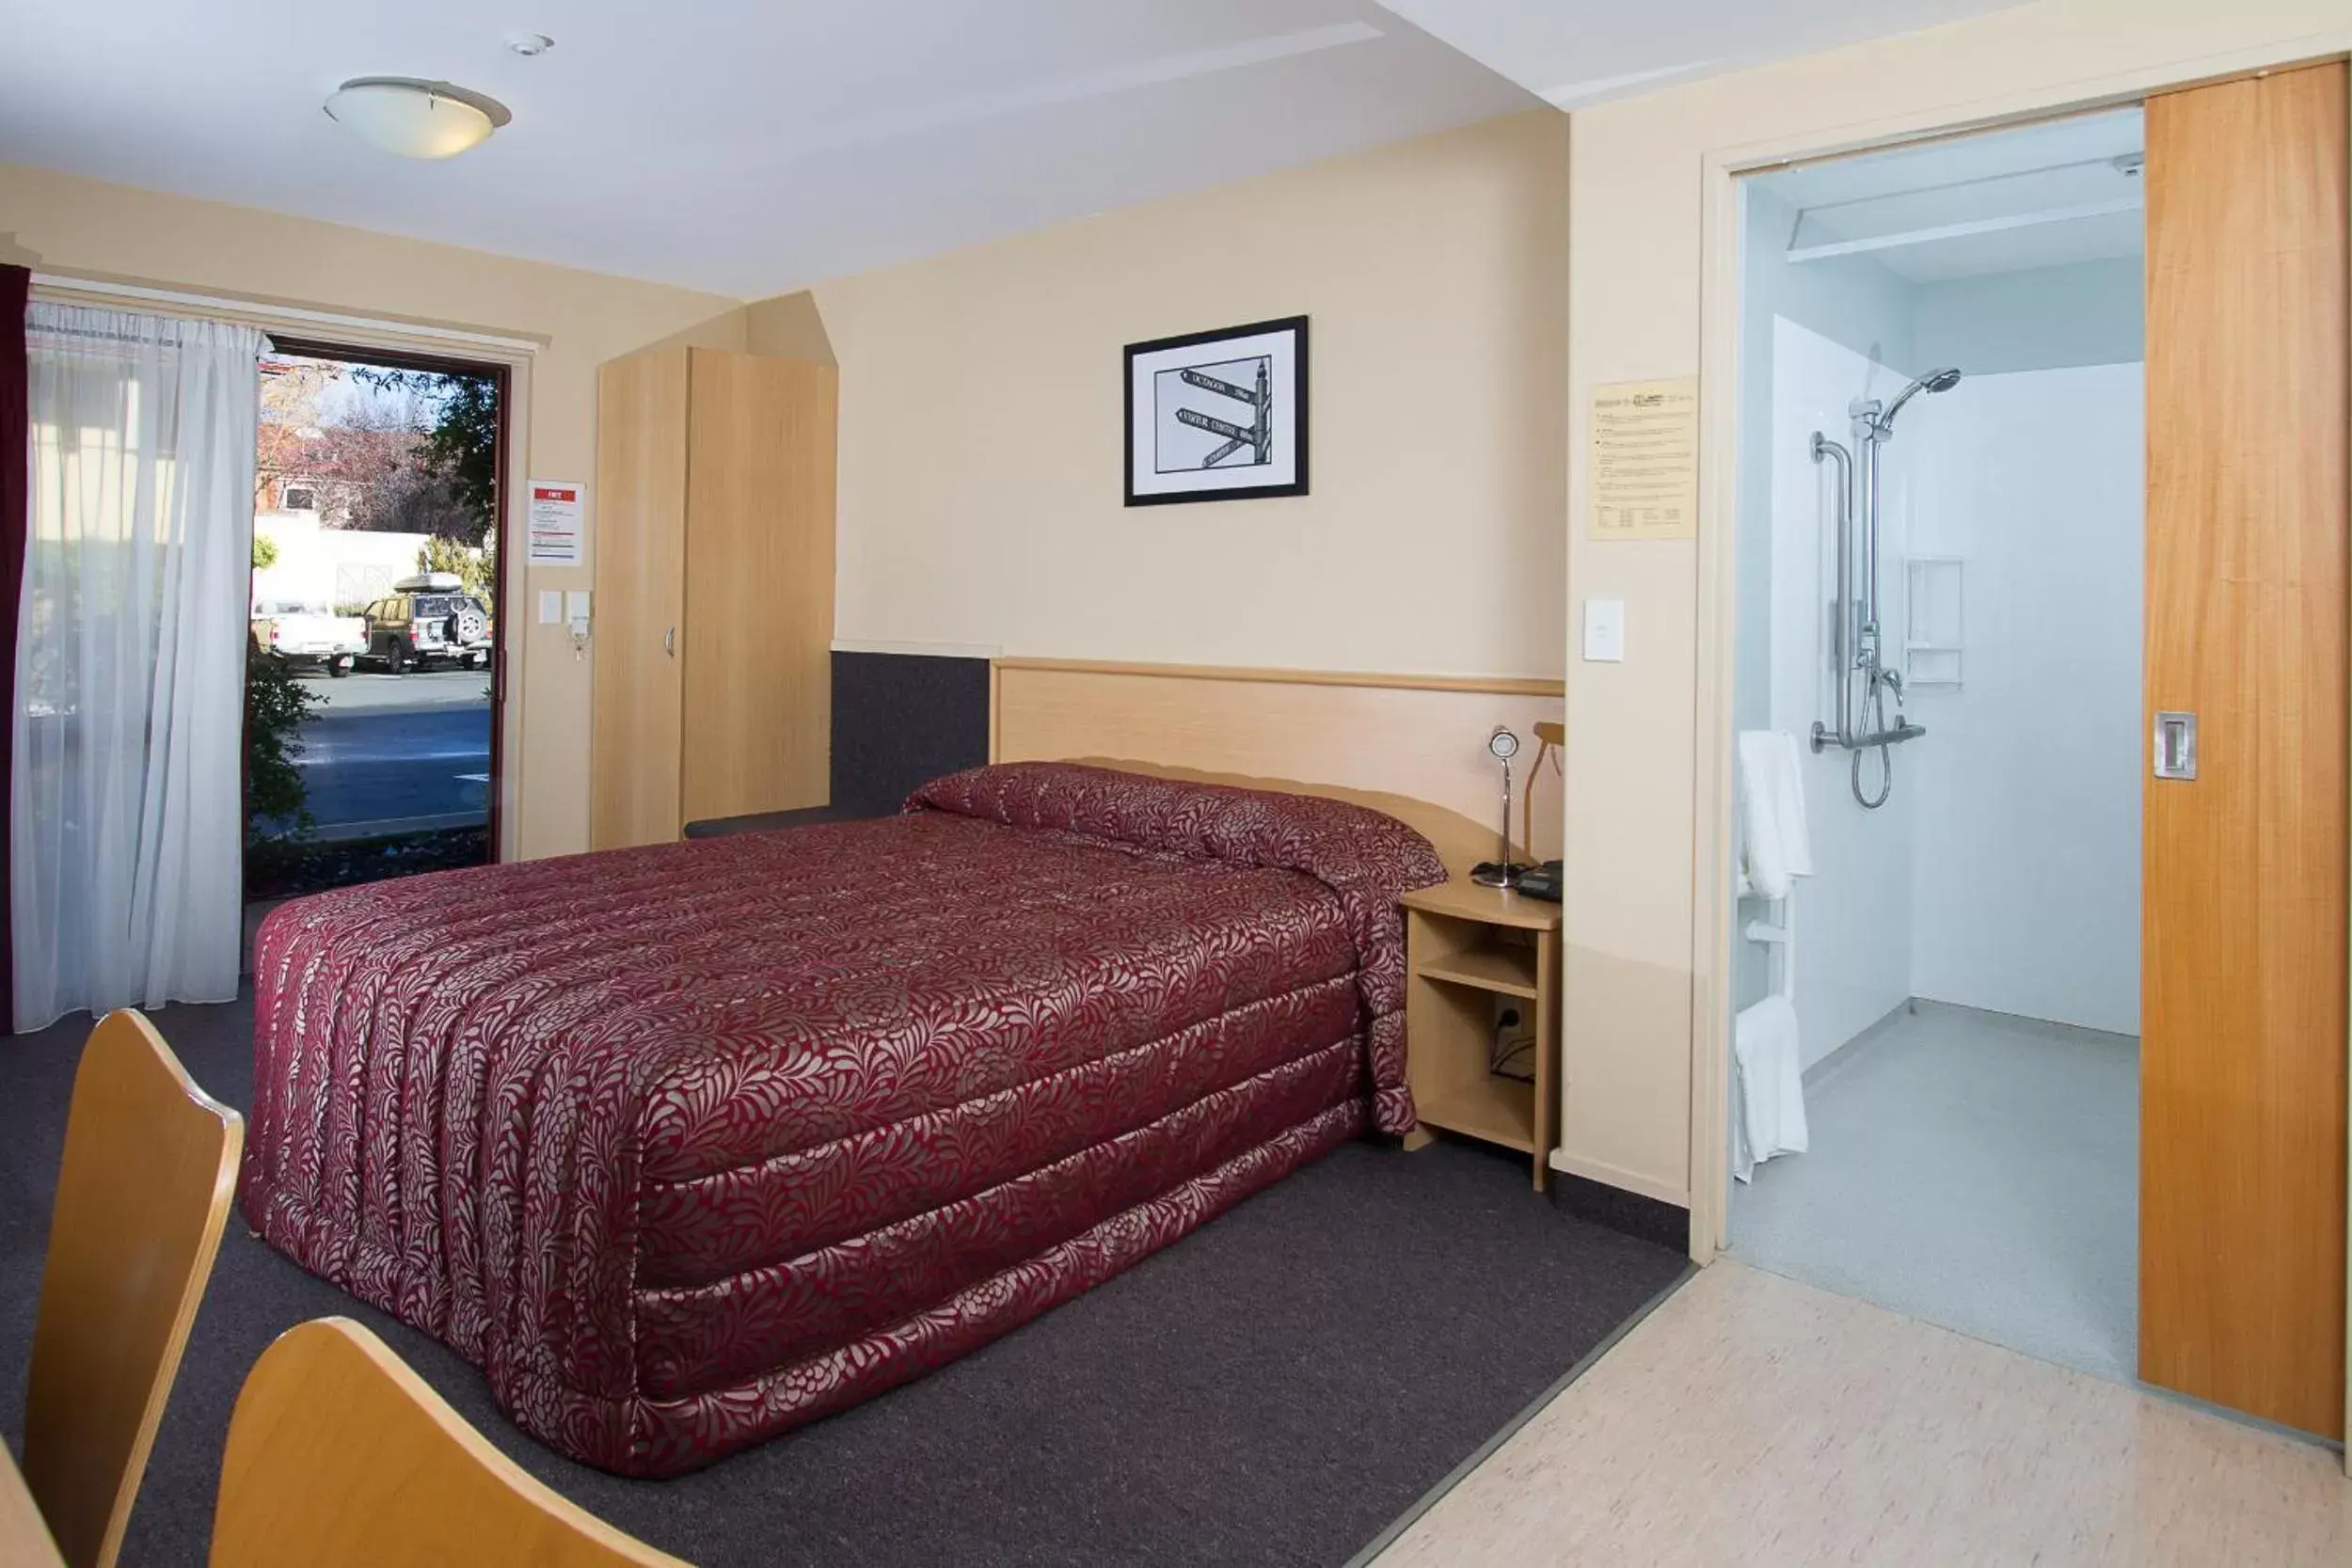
xmin=1851 ymin=674 xmax=1894 ymax=810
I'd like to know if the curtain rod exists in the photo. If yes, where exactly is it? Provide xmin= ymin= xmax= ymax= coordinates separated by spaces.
xmin=29 ymin=274 xmax=545 ymax=354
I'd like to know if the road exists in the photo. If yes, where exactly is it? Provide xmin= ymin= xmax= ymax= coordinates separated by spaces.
xmin=291 ymin=672 xmax=490 ymax=840
xmin=309 ymin=668 xmax=489 ymax=713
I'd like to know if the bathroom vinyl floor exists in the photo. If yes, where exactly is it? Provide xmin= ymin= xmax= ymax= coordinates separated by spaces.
xmin=1726 ymin=1001 xmax=2137 ymax=1384
xmin=1370 ymin=1261 xmax=2349 ymax=1568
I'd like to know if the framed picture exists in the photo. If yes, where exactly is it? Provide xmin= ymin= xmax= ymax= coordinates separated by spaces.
xmin=1123 ymin=316 xmax=1309 ymax=506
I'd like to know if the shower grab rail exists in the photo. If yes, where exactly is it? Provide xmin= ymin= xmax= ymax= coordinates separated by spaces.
xmin=1807 ymin=426 xmax=1928 ymax=763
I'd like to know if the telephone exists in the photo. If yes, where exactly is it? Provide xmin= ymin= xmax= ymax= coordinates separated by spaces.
xmin=1515 ymin=861 xmax=1564 ymax=902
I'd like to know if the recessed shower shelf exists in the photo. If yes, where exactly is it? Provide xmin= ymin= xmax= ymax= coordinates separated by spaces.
xmin=1904 ymin=555 xmax=1965 ymax=689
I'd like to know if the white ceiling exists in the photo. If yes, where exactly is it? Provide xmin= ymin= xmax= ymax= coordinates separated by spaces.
xmin=0 ymin=0 xmax=1534 ymax=298
xmin=1368 ymin=0 xmax=2029 ymax=108
xmin=1756 ymin=108 xmax=2145 ymax=281
xmin=0 ymin=0 xmax=2065 ymax=300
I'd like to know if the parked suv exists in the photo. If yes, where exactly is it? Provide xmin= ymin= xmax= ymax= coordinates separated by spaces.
xmin=362 ymin=572 xmax=493 ymax=673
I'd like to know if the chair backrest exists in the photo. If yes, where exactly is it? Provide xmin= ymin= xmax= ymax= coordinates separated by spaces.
xmin=22 ymin=1008 xmax=243 ymax=1568
xmin=209 ymin=1318 xmax=690 ymax=1568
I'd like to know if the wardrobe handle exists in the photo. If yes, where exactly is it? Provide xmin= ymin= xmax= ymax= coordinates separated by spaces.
xmin=663 ymin=626 xmax=675 ymax=657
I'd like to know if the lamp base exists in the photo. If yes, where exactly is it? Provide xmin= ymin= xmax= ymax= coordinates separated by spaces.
xmin=1470 ymin=861 xmax=1532 ymax=889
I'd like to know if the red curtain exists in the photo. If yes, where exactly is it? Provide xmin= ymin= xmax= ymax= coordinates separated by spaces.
xmin=1 ymin=263 xmax=27 ymax=1031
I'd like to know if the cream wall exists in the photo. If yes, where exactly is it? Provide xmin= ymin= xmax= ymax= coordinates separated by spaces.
xmin=0 ymin=162 xmax=747 ymax=861
xmin=0 ymin=109 xmax=1568 ymax=859
xmin=810 ymin=110 xmax=1569 ymax=679
xmin=1559 ymin=0 xmax=2350 ymax=1220
xmin=746 ymin=292 xmax=834 ymax=365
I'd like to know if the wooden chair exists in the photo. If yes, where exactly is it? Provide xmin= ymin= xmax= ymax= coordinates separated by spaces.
xmin=210 ymin=1318 xmax=691 ymax=1567
xmin=22 ymin=1008 xmax=243 ymax=1568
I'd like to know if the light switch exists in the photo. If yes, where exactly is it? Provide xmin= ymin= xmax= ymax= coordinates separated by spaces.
xmin=537 ymin=590 xmax=562 ymax=626
xmin=565 ymin=590 xmax=592 ymax=621
xmin=1582 ymin=598 xmax=1626 ymax=662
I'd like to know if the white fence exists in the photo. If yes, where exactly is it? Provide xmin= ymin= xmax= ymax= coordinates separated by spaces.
xmin=252 ymin=513 xmax=433 ymax=613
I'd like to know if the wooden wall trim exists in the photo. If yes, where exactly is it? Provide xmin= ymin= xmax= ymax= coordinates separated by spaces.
xmin=991 ymin=657 xmax=1565 ymax=698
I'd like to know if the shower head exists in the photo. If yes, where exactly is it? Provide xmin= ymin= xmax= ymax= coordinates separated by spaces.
xmin=1880 ymin=366 xmax=1963 ymax=427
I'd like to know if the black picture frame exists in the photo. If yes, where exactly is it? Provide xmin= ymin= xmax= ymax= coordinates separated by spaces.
xmin=1122 ymin=315 xmax=1310 ymax=507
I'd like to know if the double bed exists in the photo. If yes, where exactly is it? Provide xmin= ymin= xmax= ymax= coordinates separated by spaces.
xmin=241 ymin=762 xmax=1447 ymax=1476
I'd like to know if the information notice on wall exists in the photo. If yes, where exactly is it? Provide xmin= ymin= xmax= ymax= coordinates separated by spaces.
xmin=526 ymin=481 xmax=585 ymax=566
xmin=1588 ymin=377 xmax=1698 ymax=541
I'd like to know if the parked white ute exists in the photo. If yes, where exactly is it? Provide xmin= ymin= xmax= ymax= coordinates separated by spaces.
xmin=251 ymin=599 xmax=367 ymax=677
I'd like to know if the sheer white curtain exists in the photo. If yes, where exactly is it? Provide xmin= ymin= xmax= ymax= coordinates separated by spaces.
xmin=14 ymin=305 xmax=269 ymax=1032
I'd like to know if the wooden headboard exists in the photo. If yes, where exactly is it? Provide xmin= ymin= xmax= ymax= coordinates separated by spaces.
xmin=990 ymin=658 xmax=1565 ymax=876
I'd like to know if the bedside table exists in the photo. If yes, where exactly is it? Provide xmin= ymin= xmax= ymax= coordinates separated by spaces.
xmin=1399 ymin=879 xmax=1563 ymax=1191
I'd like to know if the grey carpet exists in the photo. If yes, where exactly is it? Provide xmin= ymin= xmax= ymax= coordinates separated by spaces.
xmin=1727 ymin=1000 xmax=2137 ymax=1383
xmin=1 ymin=993 xmax=1686 ymax=1567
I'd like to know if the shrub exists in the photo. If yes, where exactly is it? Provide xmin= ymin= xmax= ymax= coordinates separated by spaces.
xmin=416 ymin=534 xmax=496 ymax=599
xmin=246 ymin=652 xmax=320 ymax=842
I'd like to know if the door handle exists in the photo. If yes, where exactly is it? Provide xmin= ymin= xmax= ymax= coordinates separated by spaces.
xmin=2153 ymin=710 xmax=2197 ymax=780
xmin=663 ymin=626 xmax=675 ymax=658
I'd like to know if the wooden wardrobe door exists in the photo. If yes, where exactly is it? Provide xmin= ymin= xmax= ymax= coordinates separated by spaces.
xmin=679 ymin=351 xmax=835 ymax=825
xmin=2140 ymin=61 xmax=2348 ymax=1438
xmin=590 ymin=349 xmax=689 ymax=850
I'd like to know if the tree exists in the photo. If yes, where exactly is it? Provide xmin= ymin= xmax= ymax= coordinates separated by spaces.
xmin=256 ymin=416 xmax=410 ymax=524
xmin=352 ymin=367 xmax=500 ymax=546
xmin=416 ymin=533 xmax=498 ymax=599
xmin=357 ymin=458 xmax=475 ymax=538
xmin=252 ymin=532 xmax=279 ymax=570
xmin=259 ymin=356 xmax=336 ymax=427
xmin=422 ymin=373 xmax=500 ymax=528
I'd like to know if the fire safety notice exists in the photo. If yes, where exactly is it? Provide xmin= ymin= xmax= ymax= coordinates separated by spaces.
xmin=1588 ymin=378 xmax=1698 ymax=541
xmin=526 ymin=481 xmax=585 ymax=566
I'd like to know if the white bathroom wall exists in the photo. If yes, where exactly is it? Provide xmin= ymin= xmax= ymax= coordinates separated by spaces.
xmin=1770 ymin=316 xmax=1920 ymax=1068
xmin=1733 ymin=184 xmax=1916 ymax=1015
xmin=1901 ymin=365 xmax=2145 ymax=1033
xmin=1736 ymin=186 xmax=1919 ymax=733
xmin=1913 ymin=259 xmax=2144 ymax=376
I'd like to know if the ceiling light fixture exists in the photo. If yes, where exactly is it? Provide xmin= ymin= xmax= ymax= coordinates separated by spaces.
xmin=507 ymin=33 xmax=555 ymax=57
xmin=324 ymin=77 xmax=510 ymax=159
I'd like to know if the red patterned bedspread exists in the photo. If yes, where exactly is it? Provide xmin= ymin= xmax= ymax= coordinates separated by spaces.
xmin=242 ymin=763 xmax=1444 ymax=1475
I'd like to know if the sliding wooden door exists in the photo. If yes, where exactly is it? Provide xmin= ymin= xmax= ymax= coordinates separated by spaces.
xmin=2140 ymin=60 xmax=2348 ymax=1439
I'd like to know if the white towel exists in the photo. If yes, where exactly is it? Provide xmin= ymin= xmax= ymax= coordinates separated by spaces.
xmin=1737 ymin=731 xmax=1814 ymax=899
xmin=1731 ymin=994 xmax=1809 ymax=1182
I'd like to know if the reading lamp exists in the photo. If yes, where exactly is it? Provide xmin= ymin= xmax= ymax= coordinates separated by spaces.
xmin=1470 ymin=727 xmax=1528 ymax=887
xmin=1471 ymin=721 xmax=1564 ymax=890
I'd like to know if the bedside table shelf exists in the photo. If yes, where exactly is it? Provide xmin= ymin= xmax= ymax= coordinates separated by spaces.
xmin=1419 ymin=946 xmax=1540 ymax=999
xmin=1415 ymin=1076 xmax=1537 ymax=1155
xmin=1399 ymin=879 xmax=1563 ymax=1192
